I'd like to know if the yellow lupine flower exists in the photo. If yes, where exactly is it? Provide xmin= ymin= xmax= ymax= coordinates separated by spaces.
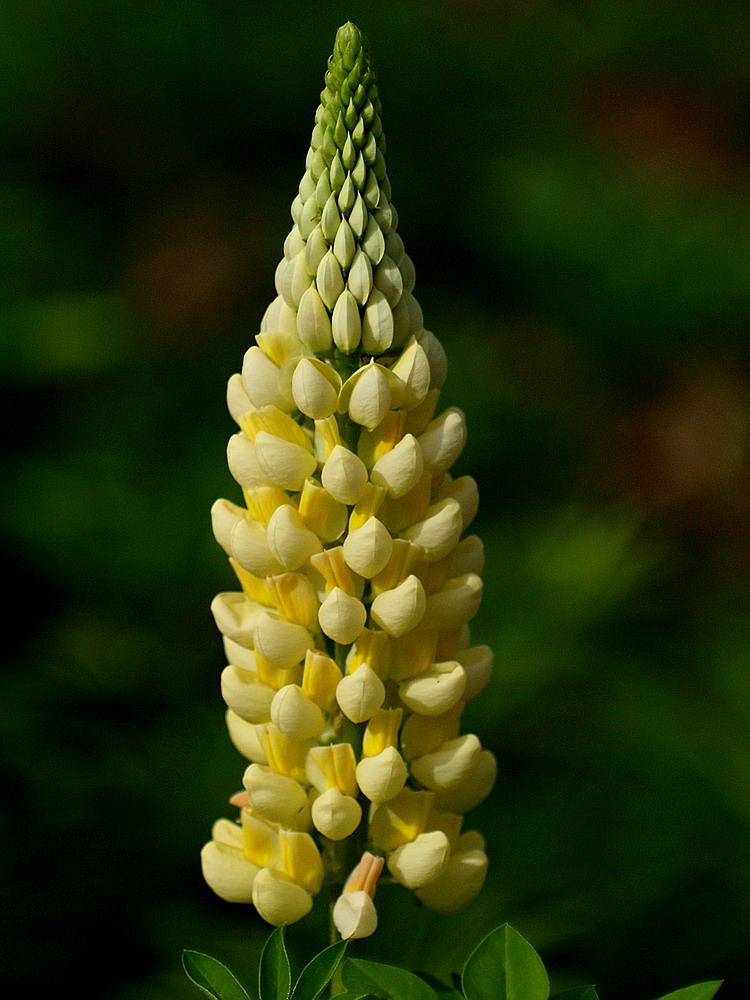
xmin=202 ymin=21 xmax=493 ymax=935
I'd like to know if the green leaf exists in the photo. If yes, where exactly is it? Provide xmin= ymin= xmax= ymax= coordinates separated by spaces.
xmin=653 ymin=984 xmax=723 ymax=1000
xmin=291 ymin=940 xmax=348 ymax=1000
xmin=551 ymin=989 xmax=600 ymax=1000
xmin=462 ymin=924 xmax=550 ymax=1000
xmin=260 ymin=926 xmax=292 ymax=1000
xmin=342 ymin=958 xmax=439 ymax=1000
xmin=182 ymin=950 xmax=252 ymax=1000
xmin=417 ymin=972 xmax=462 ymax=998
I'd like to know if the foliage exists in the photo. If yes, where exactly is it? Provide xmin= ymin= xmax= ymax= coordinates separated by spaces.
xmin=184 ymin=925 xmax=723 ymax=1000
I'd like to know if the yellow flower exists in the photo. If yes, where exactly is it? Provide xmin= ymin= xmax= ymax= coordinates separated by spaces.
xmin=202 ymin=21 xmax=494 ymax=934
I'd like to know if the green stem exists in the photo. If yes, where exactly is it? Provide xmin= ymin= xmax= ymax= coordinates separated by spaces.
xmin=329 ymin=885 xmax=346 ymax=997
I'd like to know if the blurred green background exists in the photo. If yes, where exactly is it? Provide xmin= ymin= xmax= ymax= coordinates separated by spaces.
xmin=2 ymin=1 xmax=749 ymax=997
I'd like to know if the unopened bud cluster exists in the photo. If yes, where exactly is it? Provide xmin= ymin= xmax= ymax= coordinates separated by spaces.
xmin=201 ymin=22 xmax=494 ymax=938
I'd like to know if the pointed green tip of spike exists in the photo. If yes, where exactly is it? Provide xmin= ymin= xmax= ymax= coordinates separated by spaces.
xmin=332 ymin=21 xmax=371 ymax=73
xmin=335 ymin=21 xmax=363 ymax=51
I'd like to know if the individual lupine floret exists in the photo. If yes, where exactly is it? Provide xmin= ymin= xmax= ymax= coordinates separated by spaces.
xmin=332 ymin=851 xmax=385 ymax=939
xmin=202 ymin=20 xmax=494 ymax=935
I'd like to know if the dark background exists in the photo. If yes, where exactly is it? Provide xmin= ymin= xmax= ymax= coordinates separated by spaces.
xmin=2 ymin=2 xmax=749 ymax=997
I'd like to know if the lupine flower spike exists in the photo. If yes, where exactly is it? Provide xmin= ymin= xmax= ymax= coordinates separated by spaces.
xmin=201 ymin=21 xmax=495 ymax=938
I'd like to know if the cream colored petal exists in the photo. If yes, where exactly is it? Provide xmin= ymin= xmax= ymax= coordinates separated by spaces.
xmin=211 ymin=499 xmax=283 ymax=577
xmin=223 ymin=637 xmax=258 ymax=672
xmin=291 ymin=357 xmax=341 ymax=419
xmin=337 ymin=362 xmax=392 ymax=431
xmin=254 ymin=431 xmax=318 ymax=492
xmin=400 ymin=703 xmax=462 ymax=760
xmin=226 ymin=434 xmax=271 ymax=490
xmin=242 ymin=763 xmax=309 ymax=826
xmin=332 ymin=890 xmax=378 ymax=940
xmin=321 ymin=444 xmax=368 ymax=504
xmin=333 ymin=217 xmax=356 ymax=269
xmin=421 ymin=573 xmax=483 ymax=631
xmin=347 ymin=247 xmax=374 ymax=306
xmin=369 ymin=575 xmax=426 ymax=637
xmin=349 ymin=363 xmax=391 ymax=430
xmin=377 ymin=472 xmax=432 ymax=534
xmin=434 ymin=750 xmax=497 ymax=813
xmin=435 ymin=475 xmax=479 ymax=530
xmin=370 ymin=434 xmax=424 ymax=499
xmin=226 ymin=709 xmax=269 ymax=764
xmin=401 ymin=497 xmax=463 ymax=563
xmin=387 ymin=830 xmax=450 ymax=889
xmin=343 ymin=517 xmax=393 ymax=579
xmin=211 ymin=497 xmax=249 ymax=553
xmin=398 ymin=661 xmax=466 ymax=717
xmin=201 ymin=840 xmax=259 ymax=903
xmin=270 ymin=684 xmax=325 ymax=740
xmin=316 ymin=249 xmax=345 ymax=311
xmin=410 ymin=734 xmax=482 ymax=793
xmin=355 ymin=746 xmax=408 ymax=803
xmin=335 ymin=664 xmax=385 ymax=723
xmin=252 ymin=611 xmax=311 ymax=671
xmin=211 ymin=817 xmax=244 ymax=849
xmin=227 ymin=373 xmax=254 ymax=425
xmin=298 ymin=479 xmax=348 ymax=543
xmin=418 ymin=407 xmax=467 ymax=474
xmin=389 ymin=337 xmax=430 ymax=409
xmin=311 ymin=787 xmax=362 ymax=840
xmin=211 ymin=592 xmax=266 ymax=645
xmin=283 ymin=226 xmax=305 ymax=262
xmin=221 ymin=665 xmax=275 ymax=723
xmin=456 ymin=645 xmax=493 ymax=701
xmin=296 ymin=285 xmax=333 ymax=353
xmin=252 ymin=868 xmax=313 ymax=926
xmin=266 ymin=504 xmax=322 ymax=570
xmin=331 ymin=288 xmax=362 ymax=353
xmin=415 ymin=847 xmax=488 ymax=913
xmin=361 ymin=287 xmax=394 ymax=354
xmin=279 ymin=250 xmax=312 ymax=307
xmin=260 ymin=296 xmax=301 ymax=340
xmin=242 ymin=346 xmax=293 ymax=411
xmin=319 ymin=588 xmax=367 ymax=645
xmin=304 ymin=224 xmax=328 ymax=271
